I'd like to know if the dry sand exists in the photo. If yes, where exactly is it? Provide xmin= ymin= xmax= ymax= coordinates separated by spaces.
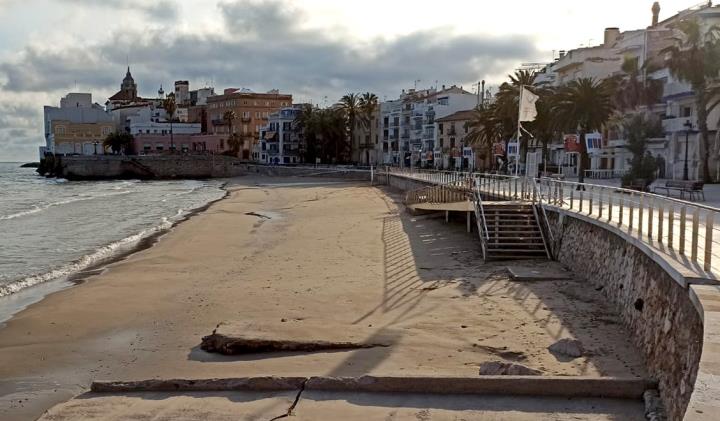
xmin=0 ymin=176 xmax=647 ymax=420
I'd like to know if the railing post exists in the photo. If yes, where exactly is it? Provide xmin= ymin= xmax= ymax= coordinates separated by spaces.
xmin=514 ymin=178 xmax=519 ymax=199
xmin=598 ymin=187 xmax=603 ymax=219
xmin=606 ymin=190 xmax=612 ymax=223
xmin=647 ymin=197 xmax=653 ymax=240
xmin=680 ymin=206 xmax=687 ymax=255
xmin=658 ymin=204 xmax=664 ymax=244
xmin=629 ymin=193 xmax=634 ymax=233
xmin=579 ymin=189 xmax=584 ymax=213
xmin=705 ymin=212 xmax=714 ymax=272
xmin=618 ymin=195 xmax=624 ymax=228
xmin=570 ymin=188 xmax=574 ymax=210
xmin=638 ymin=195 xmax=644 ymax=238
xmin=692 ymin=207 xmax=700 ymax=263
xmin=668 ymin=206 xmax=674 ymax=249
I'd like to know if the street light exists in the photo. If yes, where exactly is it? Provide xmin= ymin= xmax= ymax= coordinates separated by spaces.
xmin=683 ymin=120 xmax=693 ymax=181
xmin=93 ymin=141 xmax=98 ymax=155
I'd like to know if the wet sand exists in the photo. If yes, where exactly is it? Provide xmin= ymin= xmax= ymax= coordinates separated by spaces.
xmin=0 ymin=176 xmax=647 ymax=420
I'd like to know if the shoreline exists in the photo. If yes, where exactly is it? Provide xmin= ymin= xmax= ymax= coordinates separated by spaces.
xmin=0 ymin=181 xmax=232 ymax=327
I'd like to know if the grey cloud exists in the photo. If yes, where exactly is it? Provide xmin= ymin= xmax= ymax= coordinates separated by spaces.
xmin=2 ymin=0 xmax=539 ymax=98
xmin=57 ymin=0 xmax=178 ymax=21
xmin=0 ymin=0 xmax=541 ymax=160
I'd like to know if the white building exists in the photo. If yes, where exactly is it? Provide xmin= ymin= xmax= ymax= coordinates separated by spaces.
xmin=43 ymin=93 xmax=113 ymax=157
xmin=256 ymin=105 xmax=304 ymax=164
xmin=378 ymin=85 xmax=478 ymax=167
xmin=538 ymin=2 xmax=720 ymax=180
xmin=127 ymin=107 xmax=201 ymax=136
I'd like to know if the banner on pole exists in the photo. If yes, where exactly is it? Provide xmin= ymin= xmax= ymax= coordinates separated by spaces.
xmin=519 ymin=86 xmax=539 ymax=122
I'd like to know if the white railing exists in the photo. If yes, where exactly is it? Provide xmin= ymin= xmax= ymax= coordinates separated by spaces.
xmin=584 ymin=169 xmax=629 ymax=179
xmin=385 ymin=167 xmax=720 ymax=276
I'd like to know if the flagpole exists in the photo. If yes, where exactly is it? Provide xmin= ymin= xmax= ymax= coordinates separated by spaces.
xmin=516 ymin=86 xmax=523 ymax=176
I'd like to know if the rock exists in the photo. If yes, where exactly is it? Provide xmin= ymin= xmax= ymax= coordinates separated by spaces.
xmin=478 ymin=361 xmax=542 ymax=376
xmin=548 ymin=338 xmax=584 ymax=359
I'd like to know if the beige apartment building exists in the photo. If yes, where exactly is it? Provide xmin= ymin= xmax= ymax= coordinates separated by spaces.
xmin=51 ymin=120 xmax=115 ymax=155
xmin=206 ymin=89 xmax=292 ymax=159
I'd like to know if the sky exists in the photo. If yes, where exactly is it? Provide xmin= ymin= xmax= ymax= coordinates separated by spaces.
xmin=0 ymin=0 xmax=704 ymax=161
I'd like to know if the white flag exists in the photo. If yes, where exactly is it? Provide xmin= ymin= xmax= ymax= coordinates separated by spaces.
xmin=518 ymin=86 xmax=539 ymax=122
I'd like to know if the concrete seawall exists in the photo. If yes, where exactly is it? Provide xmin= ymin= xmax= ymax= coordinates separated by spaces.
xmin=48 ymin=155 xmax=372 ymax=181
xmin=386 ymin=172 xmax=714 ymax=420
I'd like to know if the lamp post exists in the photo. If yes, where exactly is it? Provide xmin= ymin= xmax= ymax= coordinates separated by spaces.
xmin=93 ymin=141 xmax=98 ymax=155
xmin=683 ymin=119 xmax=692 ymax=181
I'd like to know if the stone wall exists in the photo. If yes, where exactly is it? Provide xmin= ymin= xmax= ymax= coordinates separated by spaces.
xmin=547 ymin=211 xmax=703 ymax=420
xmin=52 ymin=156 xmax=372 ymax=181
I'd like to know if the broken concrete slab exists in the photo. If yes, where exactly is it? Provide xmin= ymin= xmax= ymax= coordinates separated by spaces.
xmin=200 ymin=320 xmax=391 ymax=355
xmin=91 ymin=377 xmax=306 ymax=393
xmin=91 ymin=375 xmax=657 ymax=400
xmin=37 ymin=390 xmax=647 ymax=421
xmin=507 ymin=264 xmax=573 ymax=281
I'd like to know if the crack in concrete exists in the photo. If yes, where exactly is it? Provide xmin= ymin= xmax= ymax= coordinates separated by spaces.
xmin=268 ymin=379 xmax=307 ymax=421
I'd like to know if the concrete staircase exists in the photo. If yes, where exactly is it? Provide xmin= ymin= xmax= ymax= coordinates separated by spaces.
xmin=481 ymin=203 xmax=549 ymax=260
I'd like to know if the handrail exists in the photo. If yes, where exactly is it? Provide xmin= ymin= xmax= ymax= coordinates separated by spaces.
xmin=529 ymin=176 xmax=555 ymax=259
xmin=384 ymin=167 xmax=720 ymax=275
xmin=474 ymin=184 xmax=490 ymax=241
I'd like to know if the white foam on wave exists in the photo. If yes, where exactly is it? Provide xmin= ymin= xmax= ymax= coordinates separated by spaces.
xmin=0 ymin=217 xmax=174 ymax=298
xmin=0 ymin=190 xmax=133 ymax=221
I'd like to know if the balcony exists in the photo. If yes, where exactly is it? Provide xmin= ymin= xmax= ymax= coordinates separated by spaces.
xmin=663 ymin=117 xmax=695 ymax=133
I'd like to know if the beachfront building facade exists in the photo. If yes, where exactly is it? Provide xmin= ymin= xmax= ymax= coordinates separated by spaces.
xmin=43 ymin=93 xmax=115 ymax=156
xmin=255 ymin=105 xmax=304 ymax=164
xmin=533 ymin=1 xmax=720 ymax=180
xmin=206 ymin=89 xmax=293 ymax=159
xmin=435 ymin=109 xmax=481 ymax=170
xmin=378 ymin=85 xmax=478 ymax=167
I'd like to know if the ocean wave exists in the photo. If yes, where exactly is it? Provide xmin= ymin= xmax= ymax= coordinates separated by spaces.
xmin=0 ymin=190 xmax=133 ymax=221
xmin=0 ymin=218 xmax=174 ymax=298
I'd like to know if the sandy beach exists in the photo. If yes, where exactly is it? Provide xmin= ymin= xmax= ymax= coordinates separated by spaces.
xmin=0 ymin=176 xmax=647 ymax=420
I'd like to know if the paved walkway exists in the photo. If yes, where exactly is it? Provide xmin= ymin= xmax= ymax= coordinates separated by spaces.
xmin=38 ymin=390 xmax=646 ymax=421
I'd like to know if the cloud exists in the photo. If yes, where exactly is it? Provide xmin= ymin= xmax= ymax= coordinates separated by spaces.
xmin=0 ymin=0 xmax=541 ymax=161
xmin=57 ymin=0 xmax=178 ymax=21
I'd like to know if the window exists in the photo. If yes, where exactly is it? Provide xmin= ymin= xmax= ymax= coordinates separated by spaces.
xmin=256 ymin=111 xmax=261 ymax=118
xmin=450 ymin=137 xmax=455 ymax=148
xmin=55 ymin=126 xmax=66 ymax=135
xmin=681 ymin=106 xmax=692 ymax=118
xmin=156 ymin=144 xmax=164 ymax=151
xmin=243 ymin=124 xmax=248 ymax=133
xmin=438 ymin=123 xmax=444 ymax=134
xmin=102 ymin=127 xmax=111 ymax=136
xmin=243 ymin=111 xmax=250 ymax=118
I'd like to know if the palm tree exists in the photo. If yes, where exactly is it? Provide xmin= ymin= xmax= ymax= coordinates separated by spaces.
xmin=466 ymin=103 xmax=504 ymax=171
xmin=340 ymin=93 xmax=360 ymax=162
xmin=663 ymin=18 xmax=720 ymax=181
xmin=611 ymin=57 xmax=663 ymax=112
xmin=163 ymin=94 xmax=177 ymax=152
xmin=552 ymin=78 xmax=615 ymax=185
xmin=358 ymin=92 xmax=378 ymax=164
xmin=103 ymin=132 xmax=134 ymax=155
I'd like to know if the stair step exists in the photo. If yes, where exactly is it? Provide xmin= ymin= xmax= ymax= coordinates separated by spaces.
xmin=486 ymin=249 xmax=548 ymax=254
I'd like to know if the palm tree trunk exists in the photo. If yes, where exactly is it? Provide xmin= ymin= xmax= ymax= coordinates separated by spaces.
xmin=578 ymin=130 xmax=588 ymax=189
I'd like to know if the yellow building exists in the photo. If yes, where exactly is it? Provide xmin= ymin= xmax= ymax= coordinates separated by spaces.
xmin=51 ymin=120 xmax=115 ymax=155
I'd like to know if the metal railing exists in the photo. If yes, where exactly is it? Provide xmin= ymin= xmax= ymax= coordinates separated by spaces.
xmin=385 ymin=167 xmax=720 ymax=276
